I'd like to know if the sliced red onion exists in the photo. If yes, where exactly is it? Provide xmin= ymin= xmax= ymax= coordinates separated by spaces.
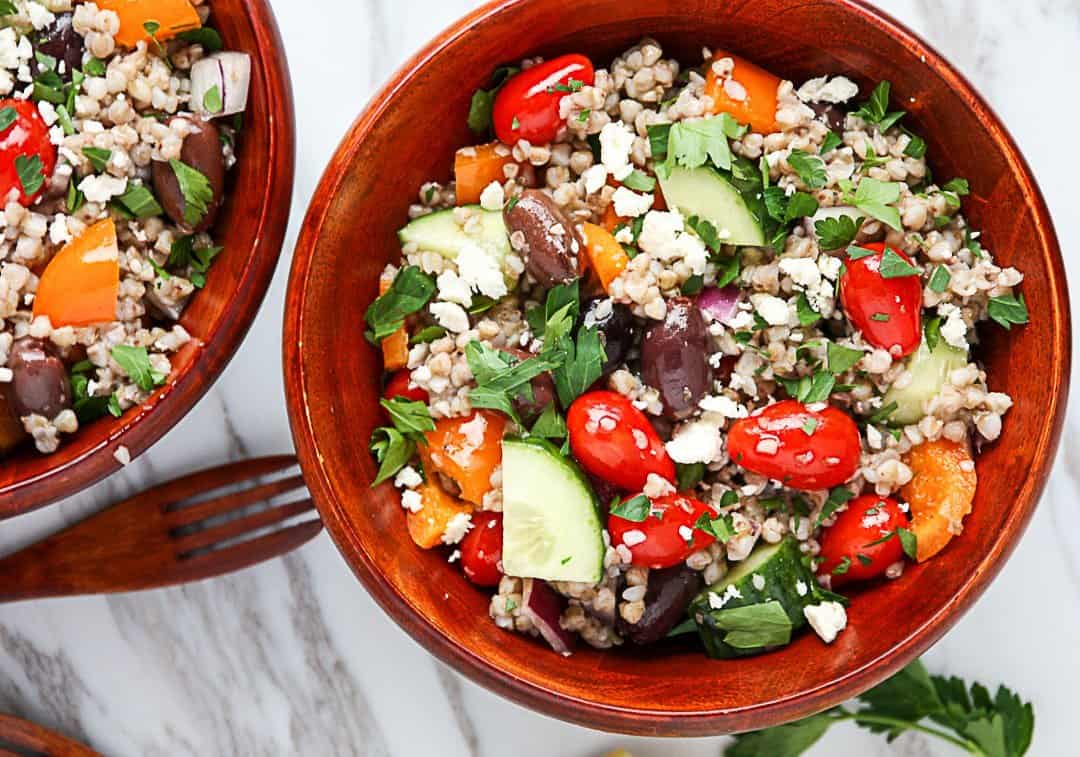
xmin=521 ymin=579 xmax=575 ymax=656
xmin=191 ymin=52 xmax=252 ymax=118
xmin=696 ymin=285 xmax=741 ymax=324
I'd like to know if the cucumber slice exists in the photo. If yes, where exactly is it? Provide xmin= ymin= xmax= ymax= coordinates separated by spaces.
xmin=883 ymin=338 xmax=969 ymax=425
xmin=689 ymin=538 xmax=822 ymax=659
xmin=501 ymin=437 xmax=604 ymax=584
xmin=398 ymin=206 xmax=511 ymax=262
xmin=659 ymin=166 xmax=765 ymax=247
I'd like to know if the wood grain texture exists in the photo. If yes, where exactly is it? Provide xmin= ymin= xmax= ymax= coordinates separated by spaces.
xmin=283 ymin=0 xmax=1071 ymax=737
xmin=0 ymin=0 xmax=296 ymax=519
xmin=0 ymin=456 xmax=320 ymax=602
xmin=0 ymin=714 xmax=101 ymax=756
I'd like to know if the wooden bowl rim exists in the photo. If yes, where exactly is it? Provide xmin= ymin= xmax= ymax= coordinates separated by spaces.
xmin=284 ymin=0 xmax=1070 ymax=735
xmin=0 ymin=0 xmax=296 ymax=518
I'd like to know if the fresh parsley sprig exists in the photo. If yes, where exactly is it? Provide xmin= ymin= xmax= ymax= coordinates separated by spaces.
xmin=364 ymin=266 xmax=436 ymax=342
xmin=467 ymin=65 xmax=520 ymax=135
xmin=369 ymin=397 xmax=436 ymax=486
xmin=814 ymin=214 xmax=863 ymax=251
xmin=649 ymin=114 xmax=746 ymax=179
xmin=727 ymin=658 xmax=1034 ymax=756
xmin=852 ymin=80 xmax=906 ymax=132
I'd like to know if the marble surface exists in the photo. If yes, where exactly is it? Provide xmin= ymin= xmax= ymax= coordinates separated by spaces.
xmin=1 ymin=0 xmax=1078 ymax=754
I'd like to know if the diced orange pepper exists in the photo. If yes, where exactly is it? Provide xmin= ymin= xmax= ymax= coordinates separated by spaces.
xmin=454 ymin=142 xmax=516 ymax=206
xmin=704 ymin=51 xmax=780 ymax=134
xmin=581 ymin=222 xmax=629 ymax=293
xmin=33 ymin=218 xmax=119 ymax=328
xmin=378 ymin=272 xmax=409 ymax=372
xmin=406 ymin=474 xmax=473 ymax=549
xmin=424 ymin=410 xmax=506 ymax=505
xmin=97 ymin=0 xmax=202 ymax=49
xmin=900 ymin=439 xmax=978 ymax=562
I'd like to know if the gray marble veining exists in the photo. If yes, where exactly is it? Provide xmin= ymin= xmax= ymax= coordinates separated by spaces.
xmin=2 ymin=0 xmax=1078 ymax=754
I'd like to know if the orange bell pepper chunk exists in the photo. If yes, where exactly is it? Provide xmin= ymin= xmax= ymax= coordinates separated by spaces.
xmin=97 ymin=0 xmax=202 ymax=49
xmin=378 ymin=271 xmax=409 ymax=372
xmin=33 ymin=218 xmax=119 ymax=328
xmin=406 ymin=474 xmax=473 ymax=549
xmin=704 ymin=51 xmax=780 ymax=135
xmin=581 ymin=222 xmax=630 ymax=293
xmin=600 ymin=179 xmax=666 ymax=233
xmin=900 ymin=439 xmax=978 ymax=562
xmin=454 ymin=142 xmax=516 ymax=206
xmin=424 ymin=410 xmax=506 ymax=505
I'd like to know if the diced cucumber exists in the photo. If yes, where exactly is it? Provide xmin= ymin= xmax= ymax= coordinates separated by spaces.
xmin=398 ymin=205 xmax=511 ymax=263
xmin=659 ymin=166 xmax=765 ymax=247
xmin=501 ymin=437 xmax=604 ymax=584
xmin=689 ymin=538 xmax=822 ymax=659
xmin=883 ymin=338 xmax=969 ymax=426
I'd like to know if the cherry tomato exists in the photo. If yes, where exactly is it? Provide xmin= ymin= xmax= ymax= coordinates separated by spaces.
xmin=568 ymin=390 xmax=675 ymax=492
xmin=0 ymin=99 xmax=57 ymax=207
xmin=383 ymin=370 xmax=429 ymax=403
xmin=460 ymin=511 xmax=503 ymax=586
xmin=839 ymin=242 xmax=923 ymax=357
xmin=493 ymin=54 xmax=595 ymax=146
xmin=727 ymin=400 xmax=861 ymax=491
xmin=609 ymin=493 xmax=716 ymax=569
xmin=817 ymin=495 xmax=909 ymax=585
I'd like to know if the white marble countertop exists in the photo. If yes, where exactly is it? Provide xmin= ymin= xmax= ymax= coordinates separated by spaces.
xmin=1 ymin=0 xmax=1077 ymax=754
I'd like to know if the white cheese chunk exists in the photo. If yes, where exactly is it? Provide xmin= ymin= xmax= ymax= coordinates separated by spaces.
xmin=598 ymin=121 xmax=635 ymax=181
xmin=803 ymin=601 xmax=848 ymax=643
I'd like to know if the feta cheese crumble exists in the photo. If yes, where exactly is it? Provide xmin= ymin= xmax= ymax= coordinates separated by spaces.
xmin=803 ymin=601 xmax=848 ymax=643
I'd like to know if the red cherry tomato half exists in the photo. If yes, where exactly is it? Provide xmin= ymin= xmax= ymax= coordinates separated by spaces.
xmin=461 ymin=511 xmax=503 ymax=586
xmin=493 ymin=54 xmax=595 ymax=146
xmin=383 ymin=370 xmax=429 ymax=403
xmin=817 ymin=495 xmax=909 ymax=585
xmin=568 ymin=390 xmax=675 ymax=492
xmin=609 ymin=493 xmax=716 ymax=569
xmin=839 ymin=242 xmax=923 ymax=357
xmin=727 ymin=400 xmax=861 ymax=491
xmin=0 ymin=99 xmax=57 ymax=207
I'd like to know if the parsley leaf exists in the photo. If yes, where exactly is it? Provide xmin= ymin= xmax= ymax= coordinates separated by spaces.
xmin=676 ymin=462 xmax=706 ymax=491
xmin=796 ymin=292 xmax=820 ymax=326
xmin=203 ymin=84 xmax=223 ymax=114
xmin=725 ymin=711 xmax=834 ymax=757
xmin=827 ymin=342 xmax=863 ymax=374
xmin=987 ymin=294 xmax=1029 ymax=330
xmin=653 ymin=114 xmax=746 ymax=178
xmin=814 ymin=214 xmax=862 ymax=250
xmin=0 ymin=106 xmax=16 ymax=133
xmin=925 ymin=316 xmax=942 ymax=351
xmin=168 ymin=159 xmax=214 ymax=227
xmin=788 ymin=149 xmax=828 ymax=189
xmin=879 ymin=248 xmax=920 ymax=278
xmin=707 ymin=601 xmax=793 ymax=650
xmin=370 ymin=427 xmax=416 ymax=486
xmin=621 ymin=169 xmax=656 ymax=192
xmin=530 ymin=402 xmax=567 ymax=440
xmin=694 ymin=511 xmax=736 ymax=542
xmin=929 ymin=264 xmax=951 ymax=293
xmin=610 ymin=494 xmax=651 ymax=522
xmin=15 ymin=154 xmax=44 ymax=196
xmin=846 ymin=177 xmax=902 ymax=231
xmin=111 ymin=345 xmax=166 ymax=392
xmin=410 ymin=325 xmax=446 ymax=344
xmin=113 ymin=184 xmax=163 ymax=218
xmin=820 ymin=131 xmax=843 ymax=155
xmin=380 ymin=397 xmax=435 ymax=435
xmin=468 ymin=65 xmax=520 ymax=134
xmin=853 ymin=80 xmax=906 ymax=132
xmin=942 ymin=177 xmax=970 ymax=195
xmin=82 ymin=146 xmax=112 ymax=173
xmin=552 ymin=323 xmax=605 ymax=408
xmin=364 ymin=267 xmax=436 ymax=341
xmin=817 ymin=486 xmax=855 ymax=526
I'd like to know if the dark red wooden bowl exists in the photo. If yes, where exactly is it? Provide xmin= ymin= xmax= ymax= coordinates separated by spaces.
xmin=284 ymin=0 xmax=1069 ymax=736
xmin=0 ymin=0 xmax=295 ymax=519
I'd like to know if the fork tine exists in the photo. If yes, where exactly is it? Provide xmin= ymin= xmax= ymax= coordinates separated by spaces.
xmin=166 ymin=474 xmax=307 ymax=527
xmin=174 ymin=519 xmax=323 ymax=580
xmin=173 ymin=498 xmax=316 ymax=555
xmin=143 ymin=455 xmax=299 ymax=508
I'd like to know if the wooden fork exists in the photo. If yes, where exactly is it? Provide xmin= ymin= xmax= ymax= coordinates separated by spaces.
xmin=0 ymin=456 xmax=321 ymax=603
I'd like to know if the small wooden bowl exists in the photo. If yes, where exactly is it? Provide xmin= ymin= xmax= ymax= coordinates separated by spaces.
xmin=0 ymin=713 xmax=101 ymax=756
xmin=0 ymin=0 xmax=295 ymax=519
xmin=284 ymin=0 xmax=1070 ymax=736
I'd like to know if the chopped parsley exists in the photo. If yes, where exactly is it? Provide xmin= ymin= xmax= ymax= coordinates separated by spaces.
xmin=15 ymin=154 xmax=44 ymax=196
xmin=168 ymin=159 xmax=215 ymax=227
xmin=787 ymin=149 xmax=828 ymax=189
xmin=826 ymin=342 xmax=863 ymax=374
xmin=113 ymin=184 xmax=164 ymax=219
xmin=364 ymin=266 xmax=435 ymax=342
xmin=610 ymin=494 xmax=651 ymax=522
xmin=852 ymin=80 xmax=906 ymax=132
xmin=870 ymin=312 xmax=890 ymax=322
xmin=650 ymin=113 xmax=746 ymax=178
xmin=111 ymin=345 xmax=166 ymax=392
xmin=694 ymin=511 xmax=736 ymax=542
xmin=0 ymin=106 xmax=16 ymax=133
xmin=814 ymin=214 xmax=862 ymax=251
xmin=820 ymin=131 xmax=843 ymax=155
xmin=842 ymin=177 xmax=902 ymax=231
xmin=879 ymin=248 xmax=920 ymax=278
xmin=203 ymin=84 xmax=223 ymax=114
xmin=928 ymin=264 xmax=951 ymax=293
xmin=987 ymin=293 xmax=1029 ymax=330
xmin=621 ymin=169 xmax=657 ymax=192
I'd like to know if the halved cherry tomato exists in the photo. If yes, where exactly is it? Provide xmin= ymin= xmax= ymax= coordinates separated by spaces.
xmin=727 ymin=400 xmax=861 ymax=491
xmin=609 ymin=493 xmax=715 ymax=569
xmin=840 ymin=242 xmax=923 ymax=357
xmin=0 ymin=99 xmax=57 ymax=206
xmin=460 ymin=511 xmax=503 ymax=586
xmin=567 ymin=390 xmax=675 ymax=492
xmin=493 ymin=55 xmax=595 ymax=146
xmin=817 ymin=495 xmax=909 ymax=585
xmin=382 ymin=370 xmax=429 ymax=403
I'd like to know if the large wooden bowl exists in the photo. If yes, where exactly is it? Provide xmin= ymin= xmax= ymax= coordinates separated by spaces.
xmin=284 ymin=0 xmax=1070 ymax=736
xmin=0 ymin=0 xmax=295 ymax=518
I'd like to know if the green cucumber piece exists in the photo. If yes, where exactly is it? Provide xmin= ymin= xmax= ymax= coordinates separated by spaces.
xmin=501 ymin=437 xmax=604 ymax=584
xmin=689 ymin=538 xmax=822 ymax=659
xmin=397 ymin=205 xmax=511 ymax=262
xmin=883 ymin=338 xmax=969 ymax=426
xmin=659 ymin=166 xmax=766 ymax=247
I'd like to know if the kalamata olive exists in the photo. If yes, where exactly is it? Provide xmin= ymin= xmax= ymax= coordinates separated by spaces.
xmin=581 ymin=297 xmax=637 ymax=376
xmin=616 ymin=564 xmax=703 ymax=645
xmin=501 ymin=347 xmax=556 ymax=420
xmin=586 ymin=471 xmax=622 ymax=513
xmin=8 ymin=338 xmax=72 ymax=419
xmin=0 ymin=387 xmax=28 ymax=457
xmin=641 ymin=297 xmax=712 ymax=420
xmin=713 ymin=354 xmax=737 ymax=384
xmin=503 ymin=189 xmax=582 ymax=289
xmin=810 ymin=102 xmax=846 ymax=133
xmin=33 ymin=13 xmax=83 ymax=82
xmin=152 ymin=117 xmax=226 ymax=233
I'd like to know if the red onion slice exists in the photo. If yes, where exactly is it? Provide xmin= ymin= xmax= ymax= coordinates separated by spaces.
xmin=696 ymin=285 xmax=741 ymax=324
xmin=191 ymin=52 xmax=252 ymax=118
xmin=521 ymin=579 xmax=575 ymax=656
